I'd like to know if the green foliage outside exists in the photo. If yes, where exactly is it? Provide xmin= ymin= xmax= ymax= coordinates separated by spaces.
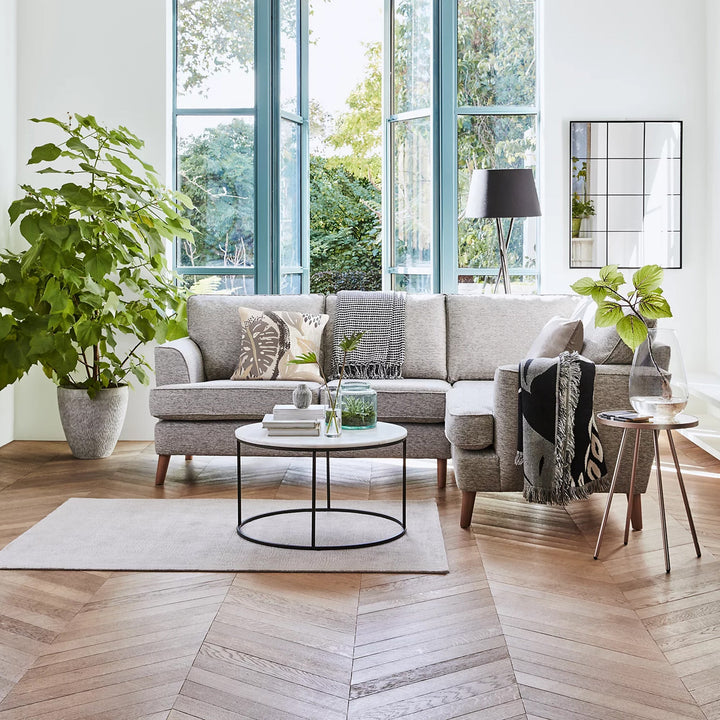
xmin=0 ymin=115 xmax=194 ymax=395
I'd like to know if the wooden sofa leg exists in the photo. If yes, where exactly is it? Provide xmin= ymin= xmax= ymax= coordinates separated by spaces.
xmin=627 ymin=493 xmax=643 ymax=531
xmin=155 ymin=455 xmax=170 ymax=486
xmin=460 ymin=490 xmax=476 ymax=529
xmin=185 ymin=455 xmax=193 ymax=461
xmin=437 ymin=458 xmax=447 ymax=489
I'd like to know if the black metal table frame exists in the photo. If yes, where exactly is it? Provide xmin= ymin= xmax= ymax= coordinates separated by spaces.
xmin=237 ymin=436 xmax=407 ymax=550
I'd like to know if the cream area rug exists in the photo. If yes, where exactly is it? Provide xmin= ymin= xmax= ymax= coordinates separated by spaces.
xmin=0 ymin=498 xmax=448 ymax=573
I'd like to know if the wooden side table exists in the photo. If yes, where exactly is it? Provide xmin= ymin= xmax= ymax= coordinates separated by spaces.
xmin=594 ymin=412 xmax=701 ymax=573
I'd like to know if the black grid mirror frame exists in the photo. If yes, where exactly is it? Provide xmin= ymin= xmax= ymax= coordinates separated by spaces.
xmin=569 ymin=120 xmax=682 ymax=269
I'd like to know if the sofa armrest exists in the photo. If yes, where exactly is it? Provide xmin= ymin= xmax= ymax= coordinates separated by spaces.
xmin=154 ymin=337 xmax=205 ymax=386
xmin=493 ymin=365 xmax=523 ymax=490
xmin=493 ymin=362 xmax=654 ymax=495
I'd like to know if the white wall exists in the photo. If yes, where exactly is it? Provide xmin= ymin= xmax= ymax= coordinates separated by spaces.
xmin=13 ymin=0 xmax=168 ymax=441
xmin=540 ymin=0 xmax=708 ymax=373
xmin=0 ymin=0 xmax=17 ymax=447
xmin=706 ymin=0 xmax=720 ymax=375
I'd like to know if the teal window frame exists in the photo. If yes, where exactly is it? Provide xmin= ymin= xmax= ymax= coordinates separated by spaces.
xmin=384 ymin=0 xmax=539 ymax=293
xmin=172 ymin=0 xmax=309 ymax=295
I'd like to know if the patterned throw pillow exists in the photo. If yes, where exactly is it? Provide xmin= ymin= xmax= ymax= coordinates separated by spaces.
xmin=230 ymin=308 xmax=328 ymax=383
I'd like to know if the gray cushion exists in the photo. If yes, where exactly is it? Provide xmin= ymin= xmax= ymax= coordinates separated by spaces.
xmin=527 ymin=316 xmax=584 ymax=358
xmin=328 ymin=378 xmax=450 ymax=423
xmin=188 ymin=294 xmax=326 ymax=381
xmin=446 ymin=294 xmax=583 ymax=381
xmin=150 ymin=380 xmax=322 ymax=421
xmin=444 ymin=381 xmax=494 ymax=450
xmin=323 ymin=294 xmax=447 ymax=380
xmin=575 ymin=300 xmax=639 ymax=365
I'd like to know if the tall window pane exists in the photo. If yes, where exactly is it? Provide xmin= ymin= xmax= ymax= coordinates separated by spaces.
xmin=393 ymin=0 xmax=432 ymax=113
xmin=176 ymin=0 xmax=254 ymax=109
xmin=280 ymin=0 xmax=299 ymax=114
xmin=457 ymin=0 xmax=535 ymax=107
xmin=174 ymin=0 xmax=256 ymax=295
xmin=456 ymin=0 xmax=538 ymax=294
xmin=177 ymin=116 xmax=255 ymax=269
xmin=392 ymin=118 xmax=432 ymax=290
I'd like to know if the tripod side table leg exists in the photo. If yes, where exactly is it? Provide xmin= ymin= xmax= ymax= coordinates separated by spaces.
xmin=667 ymin=430 xmax=701 ymax=558
xmin=623 ymin=429 xmax=642 ymax=545
xmin=652 ymin=430 xmax=671 ymax=573
xmin=595 ymin=428 xmax=629 ymax=559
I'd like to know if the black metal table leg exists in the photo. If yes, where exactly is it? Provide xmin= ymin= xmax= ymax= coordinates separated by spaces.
xmin=311 ymin=451 xmax=317 ymax=549
xmin=326 ymin=451 xmax=331 ymax=509
xmin=237 ymin=439 xmax=242 ymax=528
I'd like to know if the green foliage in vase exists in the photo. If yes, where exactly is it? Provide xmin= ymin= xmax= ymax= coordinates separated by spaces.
xmin=571 ymin=264 xmax=673 ymax=350
xmin=341 ymin=395 xmax=377 ymax=428
xmin=0 ymin=114 xmax=195 ymax=396
xmin=289 ymin=331 xmax=366 ymax=423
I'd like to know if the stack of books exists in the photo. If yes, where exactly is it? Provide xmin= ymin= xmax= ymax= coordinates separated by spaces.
xmin=262 ymin=404 xmax=325 ymax=436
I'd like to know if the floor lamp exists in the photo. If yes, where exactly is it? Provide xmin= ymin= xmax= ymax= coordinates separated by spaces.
xmin=464 ymin=168 xmax=541 ymax=293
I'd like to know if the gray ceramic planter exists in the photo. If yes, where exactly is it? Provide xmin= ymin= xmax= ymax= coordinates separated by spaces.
xmin=57 ymin=386 xmax=129 ymax=459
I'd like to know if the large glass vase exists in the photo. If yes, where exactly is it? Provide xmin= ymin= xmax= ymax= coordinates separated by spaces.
xmin=629 ymin=328 xmax=688 ymax=421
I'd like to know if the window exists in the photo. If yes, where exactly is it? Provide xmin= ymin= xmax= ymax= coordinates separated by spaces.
xmin=173 ymin=0 xmax=537 ymax=295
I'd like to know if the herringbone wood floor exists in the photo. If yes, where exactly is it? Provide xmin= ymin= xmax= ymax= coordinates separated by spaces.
xmin=0 ymin=435 xmax=718 ymax=719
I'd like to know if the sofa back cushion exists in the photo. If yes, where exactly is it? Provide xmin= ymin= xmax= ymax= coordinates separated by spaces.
xmin=446 ymin=294 xmax=582 ymax=382
xmin=188 ymin=294 xmax=326 ymax=380
xmin=322 ymin=294 xmax=447 ymax=379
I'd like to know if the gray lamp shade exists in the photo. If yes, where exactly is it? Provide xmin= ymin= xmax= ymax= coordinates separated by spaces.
xmin=465 ymin=168 xmax=541 ymax=219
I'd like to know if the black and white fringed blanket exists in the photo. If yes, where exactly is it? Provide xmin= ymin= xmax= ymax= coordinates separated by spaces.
xmin=516 ymin=351 xmax=608 ymax=505
xmin=333 ymin=291 xmax=406 ymax=379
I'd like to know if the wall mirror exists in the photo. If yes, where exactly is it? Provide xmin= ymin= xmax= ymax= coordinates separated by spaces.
xmin=569 ymin=120 xmax=682 ymax=268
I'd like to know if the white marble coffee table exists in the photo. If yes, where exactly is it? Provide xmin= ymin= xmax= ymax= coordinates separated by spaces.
xmin=235 ymin=422 xmax=408 ymax=550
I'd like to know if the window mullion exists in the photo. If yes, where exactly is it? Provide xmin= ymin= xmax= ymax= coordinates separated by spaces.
xmin=255 ymin=0 xmax=274 ymax=294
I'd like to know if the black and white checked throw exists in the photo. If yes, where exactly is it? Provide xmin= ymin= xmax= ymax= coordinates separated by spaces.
xmin=332 ymin=291 xmax=406 ymax=379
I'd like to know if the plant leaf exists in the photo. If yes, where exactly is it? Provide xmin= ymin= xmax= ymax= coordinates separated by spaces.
xmin=632 ymin=264 xmax=664 ymax=294
xmin=594 ymin=301 xmax=625 ymax=328
xmin=616 ymin=314 xmax=648 ymax=350
xmin=570 ymin=277 xmax=596 ymax=296
xmin=28 ymin=143 xmax=62 ymax=164
xmin=289 ymin=351 xmax=318 ymax=365
xmin=638 ymin=293 xmax=672 ymax=319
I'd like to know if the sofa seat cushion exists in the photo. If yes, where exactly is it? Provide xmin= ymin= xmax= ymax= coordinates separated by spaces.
xmin=328 ymin=379 xmax=450 ymax=423
xmin=150 ymin=380 xmax=321 ymax=421
xmin=445 ymin=380 xmax=495 ymax=450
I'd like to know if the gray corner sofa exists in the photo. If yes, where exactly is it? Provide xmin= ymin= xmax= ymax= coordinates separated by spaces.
xmin=150 ymin=292 xmax=654 ymax=528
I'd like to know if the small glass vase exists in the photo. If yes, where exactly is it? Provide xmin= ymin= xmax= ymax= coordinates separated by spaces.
xmin=629 ymin=328 xmax=688 ymax=421
xmin=321 ymin=388 xmax=342 ymax=437
xmin=340 ymin=381 xmax=377 ymax=430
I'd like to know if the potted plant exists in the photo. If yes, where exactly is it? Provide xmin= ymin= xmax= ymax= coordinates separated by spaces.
xmin=571 ymin=264 xmax=687 ymax=419
xmin=290 ymin=331 xmax=365 ymax=436
xmin=0 ymin=114 xmax=194 ymax=458
xmin=571 ymin=157 xmax=595 ymax=236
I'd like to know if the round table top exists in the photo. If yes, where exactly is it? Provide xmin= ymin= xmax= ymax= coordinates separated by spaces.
xmin=235 ymin=421 xmax=407 ymax=451
xmin=596 ymin=411 xmax=698 ymax=431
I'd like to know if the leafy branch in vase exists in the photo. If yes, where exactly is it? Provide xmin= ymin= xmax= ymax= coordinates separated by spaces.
xmin=289 ymin=331 xmax=365 ymax=432
xmin=571 ymin=264 xmax=673 ymax=397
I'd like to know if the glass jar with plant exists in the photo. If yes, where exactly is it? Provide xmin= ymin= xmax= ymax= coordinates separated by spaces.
xmin=340 ymin=381 xmax=377 ymax=429
xmin=571 ymin=156 xmax=596 ymax=236
xmin=289 ymin=331 xmax=365 ymax=436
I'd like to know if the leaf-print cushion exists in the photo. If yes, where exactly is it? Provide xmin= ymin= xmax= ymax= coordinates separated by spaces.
xmin=230 ymin=308 xmax=328 ymax=383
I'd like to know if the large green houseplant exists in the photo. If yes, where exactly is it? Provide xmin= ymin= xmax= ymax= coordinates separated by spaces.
xmin=0 ymin=114 xmax=194 ymax=457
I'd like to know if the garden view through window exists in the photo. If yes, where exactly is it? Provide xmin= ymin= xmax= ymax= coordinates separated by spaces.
xmin=173 ymin=0 xmax=537 ymax=295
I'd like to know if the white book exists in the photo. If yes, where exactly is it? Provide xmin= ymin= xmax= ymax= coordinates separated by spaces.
xmin=261 ymin=414 xmax=320 ymax=430
xmin=266 ymin=426 xmax=321 ymax=437
xmin=272 ymin=404 xmax=325 ymax=420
